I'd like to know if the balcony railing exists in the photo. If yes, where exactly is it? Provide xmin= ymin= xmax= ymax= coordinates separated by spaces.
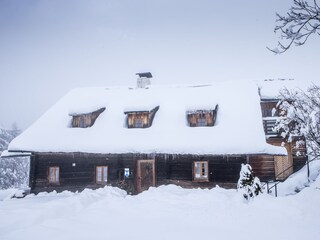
xmin=263 ymin=118 xmax=279 ymax=136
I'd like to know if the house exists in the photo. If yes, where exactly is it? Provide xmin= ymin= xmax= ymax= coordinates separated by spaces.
xmin=3 ymin=75 xmax=306 ymax=194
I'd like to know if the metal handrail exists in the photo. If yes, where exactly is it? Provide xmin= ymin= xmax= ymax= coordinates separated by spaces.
xmin=262 ymin=161 xmax=302 ymax=197
xmin=262 ymin=156 xmax=320 ymax=197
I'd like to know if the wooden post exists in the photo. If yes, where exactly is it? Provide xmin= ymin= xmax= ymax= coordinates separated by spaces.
xmin=307 ymin=158 xmax=310 ymax=182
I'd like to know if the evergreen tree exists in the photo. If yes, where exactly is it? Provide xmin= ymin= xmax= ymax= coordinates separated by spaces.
xmin=237 ymin=164 xmax=263 ymax=200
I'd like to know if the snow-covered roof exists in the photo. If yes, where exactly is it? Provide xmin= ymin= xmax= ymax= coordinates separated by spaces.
xmin=8 ymin=81 xmax=286 ymax=155
xmin=0 ymin=150 xmax=31 ymax=158
xmin=257 ymin=79 xmax=308 ymax=100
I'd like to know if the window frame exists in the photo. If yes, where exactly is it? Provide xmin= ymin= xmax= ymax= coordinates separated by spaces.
xmin=127 ymin=112 xmax=149 ymax=128
xmin=187 ymin=109 xmax=216 ymax=127
xmin=70 ymin=107 xmax=106 ymax=128
xmin=96 ymin=166 xmax=108 ymax=184
xmin=193 ymin=161 xmax=209 ymax=182
xmin=125 ymin=106 xmax=160 ymax=129
xmin=48 ymin=166 xmax=60 ymax=184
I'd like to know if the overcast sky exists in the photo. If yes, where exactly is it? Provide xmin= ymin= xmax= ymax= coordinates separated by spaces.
xmin=0 ymin=0 xmax=319 ymax=130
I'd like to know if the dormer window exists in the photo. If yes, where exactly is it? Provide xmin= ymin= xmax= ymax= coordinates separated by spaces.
xmin=187 ymin=105 xmax=218 ymax=127
xmin=69 ymin=107 xmax=105 ymax=128
xmin=125 ymin=106 xmax=159 ymax=128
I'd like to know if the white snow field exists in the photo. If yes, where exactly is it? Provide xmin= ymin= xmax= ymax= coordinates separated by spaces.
xmin=1 ymin=174 xmax=320 ymax=240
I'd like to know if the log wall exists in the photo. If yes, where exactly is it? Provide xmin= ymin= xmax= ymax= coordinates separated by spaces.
xmin=29 ymin=153 xmax=247 ymax=194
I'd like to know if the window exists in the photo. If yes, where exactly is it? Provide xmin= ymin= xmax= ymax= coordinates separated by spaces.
xmin=96 ymin=166 xmax=108 ymax=184
xmin=126 ymin=112 xmax=149 ymax=128
xmin=48 ymin=166 xmax=60 ymax=184
xmin=187 ymin=105 xmax=218 ymax=127
xmin=125 ymin=106 xmax=160 ymax=128
xmin=193 ymin=161 xmax=209 ymax=181
xmin=70 ymin=107 xmax=105 ymax=128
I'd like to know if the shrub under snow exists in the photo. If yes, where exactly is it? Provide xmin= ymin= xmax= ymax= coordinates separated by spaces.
xmin=237 ymin=163 xmax=263 ymax=200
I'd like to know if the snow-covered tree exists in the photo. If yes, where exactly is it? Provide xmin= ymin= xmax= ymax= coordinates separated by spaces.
xmin=0 ymin=126 xmax=29 ymax=189
xmin=275 ymin=85 xmax=320 ymax=161
xmin=0 ymin=157 xmax=29 ymax=188
xmin=269 ymin=0 xmax=320 ymax=54
xmin=237 ymin=164 xmax=263 ymax=200
xmin=0 ymin=127 xmax=19 ymax=151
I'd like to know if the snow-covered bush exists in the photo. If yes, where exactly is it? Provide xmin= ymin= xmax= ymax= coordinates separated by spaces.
xmin=237 ymin=164 xmax=263 ymax=200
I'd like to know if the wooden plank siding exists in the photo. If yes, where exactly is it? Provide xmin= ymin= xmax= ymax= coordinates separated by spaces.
xmin=248 ymin=155 xmax=275 ymax=181
xmin=29 ymin=153 xmax=248 ymax=194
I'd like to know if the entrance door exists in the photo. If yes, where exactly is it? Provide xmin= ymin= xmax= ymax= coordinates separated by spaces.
xmin=136 ymin=160 xmax=155 ymax=193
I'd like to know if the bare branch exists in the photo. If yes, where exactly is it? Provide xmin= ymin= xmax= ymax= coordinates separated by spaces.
xmin=268 ymin=0 xmax=320 ymax=54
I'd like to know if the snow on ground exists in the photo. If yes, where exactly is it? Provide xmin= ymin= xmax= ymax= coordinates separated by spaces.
xmin=277 ymin=159 xmax=320 ymax=196
xmin=1 ymin=180 xmax=319 ymax=240
xmin=0 ymin=188 xmax=25 ymax=201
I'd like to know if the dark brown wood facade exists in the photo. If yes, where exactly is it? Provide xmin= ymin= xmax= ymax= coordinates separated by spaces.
xmin=29 ymin=152 xmax=253 ymax=194
xmin=25 ymin=98 xmax=309 ymax=195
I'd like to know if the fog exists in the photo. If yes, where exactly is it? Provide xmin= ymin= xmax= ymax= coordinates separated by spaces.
xmin=0 ymin=0 xmax=319 ymax=130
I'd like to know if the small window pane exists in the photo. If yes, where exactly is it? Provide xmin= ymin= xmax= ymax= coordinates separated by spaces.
xmin=103 ymin=167 xmax=108 ymax=182
xmin=55 ymin=168 xmax=59 ymax=181
xmin=96 ymin=167 xmax=102 ymax=182
xmin=194 ymin=162 xmax=208 ymax=181
xmin=197 ymin=118 xmax=207 ymax=126
xmin=96 ymin=166 xmax=108 ymax=184
xmin=49 ymin=167 xmax=59 ymax=183
xmin=49 ymin=168 xmax=54 ymax=182
xmin=134 ymin=118 xmax=143 ymax=128
xmin=195 ymin=162 xmax=201 ymax=178
xmin=202 ymin=163 xmax=207 ymax=177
